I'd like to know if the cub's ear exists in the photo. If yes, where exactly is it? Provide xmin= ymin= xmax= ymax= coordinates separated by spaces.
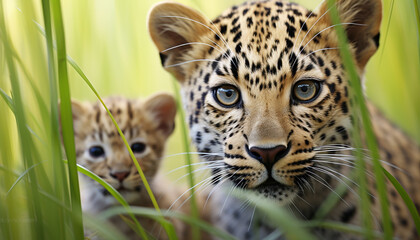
xmin=58 ymin=100 xmax=88 ymax=137
xmin=319 ymin=0 xmax=382 ymax=69
xmin=58 ymin=100 xmax=87 ymax=122
xmin=148 ymin=2 xmax=210 ymax=81
xmin=144 ymin=93 xmax=177 ymax=137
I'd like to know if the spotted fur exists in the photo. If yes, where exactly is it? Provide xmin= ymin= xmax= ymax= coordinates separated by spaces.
xmin=148 ymin=0 xmax=420 ymax=239
xmin=69 ymin=94 xmax=197 ymax=239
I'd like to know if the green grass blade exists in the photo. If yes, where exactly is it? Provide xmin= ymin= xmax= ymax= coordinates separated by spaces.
xmin=99 ymin=206 xmax=236 ymax=240
xmin=6 ymin=162 xmax=42 ymax=196
xmin=49 ymin=0 xmax=84 ymax=238
xmin=326 ymin=0 xmax=392 ymax=238
xmin=171 ymin=79 xmax=199 ymax=239
xmin=305 ymin=221 xmax=384 ymax=239
xmin=0 ymin=88 xmax=14 ymax=111
xmin=83 ymin=215 xmax=129 ymax=240
xmin=40 ymin=0 xmax=70 ymax=214
xmin=0 ymin=1 xmax=45 ymax=239
xmin=383 ymin=167 xmax=420 ymax=236
xmin=233 ymin=190 xmax=315 ymax=240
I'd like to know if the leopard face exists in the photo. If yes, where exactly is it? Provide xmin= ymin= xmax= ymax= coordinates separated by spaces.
xmin=148 ymin=0 xmax=381 ymax=205
xmin=69 ymin=94 xmax=176 ymax=204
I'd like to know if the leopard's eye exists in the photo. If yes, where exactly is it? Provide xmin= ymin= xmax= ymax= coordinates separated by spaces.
xmin=131 ymin=142 xmax=146 ymax=154
xmin=89 ymin=146 xmax=105 ymax=158
xmin=213 ymin=85 xmax=241 ymax=107
xmin=292 ymin=80 xmax=321 ymax=103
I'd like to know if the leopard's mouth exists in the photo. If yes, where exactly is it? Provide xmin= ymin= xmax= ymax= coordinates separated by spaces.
xmin=252 ymin=178 xmax=297 ymax=205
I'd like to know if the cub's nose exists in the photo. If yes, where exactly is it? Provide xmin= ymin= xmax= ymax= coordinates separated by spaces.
xmin=110 ymin=171 xmax=130 ymax=182
xmin=248 ymin=145 xmax=289 ymax=170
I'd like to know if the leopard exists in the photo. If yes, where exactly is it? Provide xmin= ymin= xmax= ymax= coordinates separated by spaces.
xmin=148 ymin=0 xmax=420 ymax=239
xmin=69 ymin=93 xmax=207 ymax=239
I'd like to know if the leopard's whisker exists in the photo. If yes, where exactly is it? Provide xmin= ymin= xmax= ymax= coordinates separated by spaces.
xmin=290 ymin=199 xmax=307 ymax=220
xmin=162 ymin=42 xmax=224 ymax=55
xmin=160 ymin=15 xmax=235 ymax=66
xmin=292 ymin=0 xmax=325 ymax=53
xmin=164 ymin=161 xmax=224 ymax=176
xmin=164 ymin=59 xmax=222 ymax=68
xmin=295 ymin=0 xmax=337 ymax=53
xmin=294 ymin=22 xmax=366 ymax=67
xmin=168 ymin=172 xmax=221 ymax=212
xmin=295 ymin=193 xmax=312 ymax=208
xmin=164 ymin=152 xmax=224 ymax=158
xmin=306 ymin=170 xmax=350 ymax=207
xmin=247 ymin=204 xmax=257 ymax=231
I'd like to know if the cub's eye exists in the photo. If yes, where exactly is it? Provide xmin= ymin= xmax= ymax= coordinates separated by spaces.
xmin=131 ymin=142 xmax=146 ymax=154
xmin=89 ymin=146 xmax=105 ymax=158
xmin=213 ymin=85 xmax=241 ymax=107
xmin=292 ymin=80 xmax=322 ymax=103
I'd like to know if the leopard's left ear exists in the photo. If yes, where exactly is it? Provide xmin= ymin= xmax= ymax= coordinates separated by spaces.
xmin=148 ymin=2 xmax=210 ymax=82
xmin=144 ymin=93 xmax=177 ymax=137
xmin=319 ymin=0 xmax=382 ymax=69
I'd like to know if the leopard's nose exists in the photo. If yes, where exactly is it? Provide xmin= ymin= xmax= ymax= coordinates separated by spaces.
xmin=247 ymin=145 xmax=289 ymax=170
xmin=110 ymin=171 xmax=130 ymax=182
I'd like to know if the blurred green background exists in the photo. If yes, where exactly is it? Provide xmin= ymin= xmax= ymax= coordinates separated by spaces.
xmin=0 ymin=0 xmax=419 ymax=239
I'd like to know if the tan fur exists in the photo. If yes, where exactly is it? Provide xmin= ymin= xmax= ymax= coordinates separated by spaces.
xmin=70 ymin=94 xmax=210 ymax=240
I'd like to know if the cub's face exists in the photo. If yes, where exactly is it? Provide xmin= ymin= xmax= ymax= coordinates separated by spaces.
xmin=70 ymin=94 xmax=176 ymax=202
xmin=148 ymin=0 xmax=381 ymax=204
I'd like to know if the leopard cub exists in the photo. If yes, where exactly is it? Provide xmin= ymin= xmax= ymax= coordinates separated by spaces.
xmin=68 ymin=93 xmax=193 ymax=239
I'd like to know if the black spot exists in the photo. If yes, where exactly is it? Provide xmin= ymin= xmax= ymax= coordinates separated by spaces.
xmin=235 ymin=42 xmax=242 ymax=54
xmin=275 ymin=1 xmax=283 ymax=7
xmin=204 ymin=73 xmax=210 ymax=84
xmin=277 ymin=53 xmax=283 ymax=70
xmin=340 ymin=206 xmax=356 ymax=223
xmin=285 ymin=22 xmax=296 ymax=38
xmin=243 ymin=8 xmax=249 ymax=15
xmin=233 ymin=31 xmax=242 ymax=42
xmin=287 ymin=15 xmax=295 ymax=24
xmin=341 ymin=101 xmax=348 ymax=114
xmin=299 ymin=20 xmax=308 ymax=31
xmin=230 ymin=25 xmax=240 ymax=34
xmin=317 ymin=56 xmax=324 ymax=66
xmin=325 ymin=68 xmax=331 ymax=76
xmin=334 ymin=92 xmax=341 ymax=103
xmin=373 ymin=32 xmax=380 ymax=48
xmin=220 ymin=25 xmax=227 ymax=34
xmin=285 ymin=38 xmax=293 ymax=49
xmin=230 ymin=57 xmax=240 ymax=80
xmin=288 ymin=52 xmax=298 ymax=77
xmin=327 ymin=83 xmax=336 ymax=93
xmin=246 ymin=17 xmax=253 ymax=28
xmin=159 ymin=53 xmax=167 ymax=66
xmin=400 ymin=218 xmax=408 ymax=227
xmin=320 ymin=133 xmax=326 ymax=140
xmin=305 ymin=64 xmax=313 ymax=71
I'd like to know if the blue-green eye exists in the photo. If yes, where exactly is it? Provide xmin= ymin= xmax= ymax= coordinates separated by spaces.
xmin=292 ymin=80 xmax=321 ymax=103
xmin=89 ymin=146 xmax=105 ymax=158
xmin=213 ymin=85 xmax=241 ymax=107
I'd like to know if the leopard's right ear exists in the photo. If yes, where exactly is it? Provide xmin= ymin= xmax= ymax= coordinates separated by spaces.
xmin=148 ymin=2 xmax=210 ymax=82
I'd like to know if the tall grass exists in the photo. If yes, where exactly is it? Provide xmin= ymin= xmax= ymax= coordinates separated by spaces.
xmin=0 ymin=0 xmax=419 ymax=239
